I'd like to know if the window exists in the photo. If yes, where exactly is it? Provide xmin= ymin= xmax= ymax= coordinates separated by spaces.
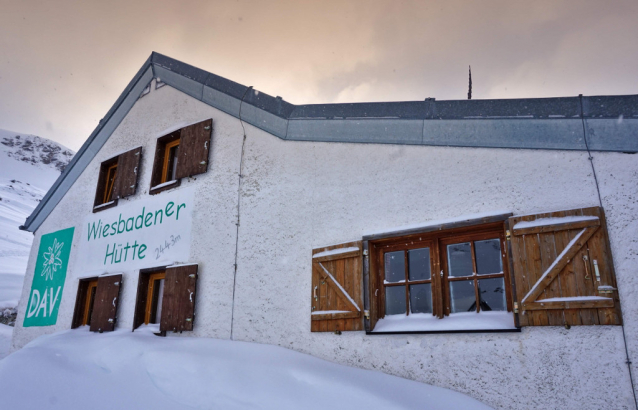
xmin=134 ymin=264 xmax=198 ymax=333
xmin=71 ymin=278 xmax=98 ymax=328
xmin=145 ymin=271 xmax=166 ymax=325
xmin=94 ymin=158 xmax=118 ymax=210
xmin=150 ymin=119 xmax=212 ymax=195
xmin=93 ymin=147 xmax=142 ymax=212
xmin=71 ymin=275 xmax=122 ymax=332
xmin=369 ymin=222 xmax=513 ymax=333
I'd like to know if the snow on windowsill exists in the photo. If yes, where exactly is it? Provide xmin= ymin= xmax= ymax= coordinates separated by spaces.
xmin=311 ymin=310 xmax=350 ymax=315
xmin=313 ymin=247 xmax=360 ymax=259
xmin=363 ymin=210 xmax=511 ymax=237
xmin=136 ymin=323 xmax=161 ymax=333
xmin=93 ymin=201 xmax=115 ymax=210
xmin=536 ymin=296 xmax=611 ymax=302
xmin=513 ymin=215 xmax=599 ymax=230
xmin=372 ymin=311 xmax=516 ymax=333
xmin=150 ymin=180 xmax=178 ymax=191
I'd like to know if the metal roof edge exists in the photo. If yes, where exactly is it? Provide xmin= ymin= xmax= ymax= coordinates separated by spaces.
xmin=21 ymin=52 xmax=638 ymax=233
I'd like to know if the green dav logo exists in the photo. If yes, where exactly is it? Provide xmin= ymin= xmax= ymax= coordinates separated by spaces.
xmin=23 ymin=227 xmax=75 ymax=327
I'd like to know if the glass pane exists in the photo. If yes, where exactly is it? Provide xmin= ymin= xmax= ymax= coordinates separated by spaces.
xmin=409 ymin=284 xmax=432 ymax=314
xmin=450 ymin=280 xmax=476 ymax=313
xmin=475 ymin=239 xmax=503 ymax=275
xmin=408 ymin=248 xmax=430 ymax=281
xmin=385 ymin=286 xmax=406 ymax=315
xmin=384 ymin=251 xmax=405 ymax=283
xmin=155 ymin=279 xmax=165 ymax=322
xmin=447 ymin=242 xmax=473 ymax=277
xmin=478 ymin=277 xmax=506 ymax=311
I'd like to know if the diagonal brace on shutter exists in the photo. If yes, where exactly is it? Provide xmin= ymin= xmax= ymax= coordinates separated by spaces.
xmin=521 ymin=225 xmax=603 ymax=309
xmin=314 ymin=262 xmax=361 ymax=313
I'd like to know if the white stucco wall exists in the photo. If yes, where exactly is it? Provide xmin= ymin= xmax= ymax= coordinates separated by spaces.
xmin=12 ymin=83 xmax=638 ymax=410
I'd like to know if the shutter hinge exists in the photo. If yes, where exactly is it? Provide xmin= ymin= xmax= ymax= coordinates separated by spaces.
xmin=186 ymin=318 xmax=192 ymax=322
xmin=108 ymin=318 xmax=114 ymax=323
xmin=114 ymin=282 xmax=120 ymax=286
xmin=506 ymin=230 xmax=511 ymax=241
xmin=598 ymin=285 xmax=616 ymax=294
xmin=513 ymin=302 xmax=519 ymax=314
xmin=364 ymin=310 xmax=370 ymax=320
xmin=189 ymin=274 xmax=196 ymax=278
xmin=200 ymin=161 xmax=207 ymax=165
xmin=204 ymin=126 xmax=211 ymax=130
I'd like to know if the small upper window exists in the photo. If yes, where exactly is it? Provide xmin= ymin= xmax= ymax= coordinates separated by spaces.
xmin=92 ymin=147 xmax=142 ymax=212
xmin=149 ymin=119 xmax=212 ymax=195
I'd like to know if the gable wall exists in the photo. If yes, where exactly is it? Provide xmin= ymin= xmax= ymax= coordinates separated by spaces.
xmin=11 ymin=83 xmax=638 ymax=410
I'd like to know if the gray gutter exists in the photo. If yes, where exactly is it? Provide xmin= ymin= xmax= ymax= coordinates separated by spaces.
xmin=21 ymin=52 xmax=638 ymax=233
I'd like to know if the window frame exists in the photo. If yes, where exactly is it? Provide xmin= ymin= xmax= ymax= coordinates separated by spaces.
xmin=149 ymin=131 xmax=181 ymax=195
xmin=71 ymin=277 xmax=99 ymax=329
xmin=366 ymin=217 xmax=519 ymax=334
xmin=93 ymin=157 xmax=119 ymax=212
xmin=133 ymin=267 xmax=167 ymax=336
xmin=145 ymin=271 xmax=166 ymax=325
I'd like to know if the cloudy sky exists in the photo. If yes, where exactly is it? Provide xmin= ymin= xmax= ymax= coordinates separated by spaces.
xmin=1 ymin=0 xmax=637 ymax=150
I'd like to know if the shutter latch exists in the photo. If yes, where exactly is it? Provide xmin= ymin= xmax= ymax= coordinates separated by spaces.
xmin=363 ymin=249 xmax=368 ymax=256
xmin=364 ymin=310 xmax=370 ymax=320
xmin=506 ymin=230 xmax=511 ymax=241
xmin=186 ymin=318 xmax=192 ymax=322
xmin=593 ymin=260 xmax=601 ymax=282
xmin=108 ymin=318 xmax=114 ymax=323
xmin=513 ymin=302 xmax=519 ymax=314
xmin=189 ymin=274 xmax=196 ymax=278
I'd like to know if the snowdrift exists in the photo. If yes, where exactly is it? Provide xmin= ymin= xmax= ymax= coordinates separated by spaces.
xmin=0 ymin=327 xmax=492 ymax=409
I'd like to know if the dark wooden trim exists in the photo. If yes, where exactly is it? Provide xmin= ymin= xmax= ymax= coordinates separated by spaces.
xmin=523 ymin=298 xmax=614 ymax=310
xmin=92 ymin=198 xmax=119 ymax=213
xmin=313 ymin=248 xmax=361 ymax=263
xmin=363 ymin=213 xmax=512 ymax=241
xmin=311 ymin=311 xmax=361 ymax=320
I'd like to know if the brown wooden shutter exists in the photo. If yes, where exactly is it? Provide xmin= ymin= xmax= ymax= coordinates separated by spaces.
xmin=89 ymin=274 xmax=123 ymax=332
xmin=311 ymin=241 xmax=363 ymax=332
xmin=160 ymin=264 xmax=198 ymax=333
xmin=175 ymin=119 xmax=212 ymax=179
xmin=111 ymin=147 xmax=142 ymax=199
xmin=508 ymin=207 xmax=621 ymax=326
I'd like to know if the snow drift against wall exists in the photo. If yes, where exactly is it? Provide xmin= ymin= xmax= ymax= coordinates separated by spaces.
xmin=0 ymin=328 xmax=493 ymax=410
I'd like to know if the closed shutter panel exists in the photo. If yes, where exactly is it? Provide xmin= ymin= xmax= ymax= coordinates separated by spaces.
xmin=160 ymin=264 xmax=198 ymax=333
xmin=89 ymin=274 xmax=123 ymax=332
xmin=174 ymin=119 xmax=212 ymax=179
xmin=508 ymin=207 xmax=621 ymax=326
xmin=112 ymin=147 xmax=142 ymax=199
xmin=311 ymin=241 xmax=363 ymax=332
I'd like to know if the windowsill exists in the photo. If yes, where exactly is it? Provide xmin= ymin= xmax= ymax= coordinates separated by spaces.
xmin=93 ymin=199 xmax=118 ymax=213
xmin=370 ymin=311 xmax=519 ymax=334
xmin=149 ymin=179 xmax=181 ymax=195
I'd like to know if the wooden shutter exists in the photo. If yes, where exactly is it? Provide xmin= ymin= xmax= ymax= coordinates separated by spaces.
xmin=508 ymin=207 xmax=621 ymax=326
xmin=175 ymin=119 xmax=212 ymax=179
xmin=160 ymin=264 xmax=198 ymax=333
xmin=112 ymin=147 xmax=142 ymax=199
xmin=311 ymin=241 xmax=363 ymax=332
xmin=89 ymin=274 xmax=123 ymax=332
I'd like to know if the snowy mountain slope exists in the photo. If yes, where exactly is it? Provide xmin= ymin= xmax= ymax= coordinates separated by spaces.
xmin=0 ymin=129 xmax=74 ymax=309
xmin=0 ymin=328 xmax=493 ymax=409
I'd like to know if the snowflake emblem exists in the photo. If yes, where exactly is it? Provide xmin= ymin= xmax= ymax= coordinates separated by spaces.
xmin=42 ymin=238 xmax=64 ymax=281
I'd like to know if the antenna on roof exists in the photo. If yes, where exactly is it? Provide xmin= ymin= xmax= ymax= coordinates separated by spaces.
xmin=467 ymin=66 xmax=472 ymax=100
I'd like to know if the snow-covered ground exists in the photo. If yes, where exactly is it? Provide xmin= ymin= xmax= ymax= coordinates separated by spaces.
xmin=0 ymin=129 xmax=73 ymax=309
xmin=0 ymin=327 xmax=492 ymax=409
xmin=0 ymin=324 xmax=11 ymax=360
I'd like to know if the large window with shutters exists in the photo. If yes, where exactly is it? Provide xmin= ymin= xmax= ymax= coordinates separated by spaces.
xmin=310 ymin=208 xmax=622 ymax=334
xmin=149 ymin=119 xmax=212 ymax=195
xmin=93 ymin=147 xmax=142 ymax=212
xmin=133 ymin=264 xmax=198 ymax=334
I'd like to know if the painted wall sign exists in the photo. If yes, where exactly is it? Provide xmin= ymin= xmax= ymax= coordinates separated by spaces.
xmin=24 ymin=227 xmax=75 ymax=327
xmin=75 ymin=186 xmax=194 ymax=275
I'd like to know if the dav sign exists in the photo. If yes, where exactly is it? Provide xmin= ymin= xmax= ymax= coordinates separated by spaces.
xmin=24 ymin=227 xmax=75 ymax=327
xmin=75 ymin=186 xmax=194 ymax=275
